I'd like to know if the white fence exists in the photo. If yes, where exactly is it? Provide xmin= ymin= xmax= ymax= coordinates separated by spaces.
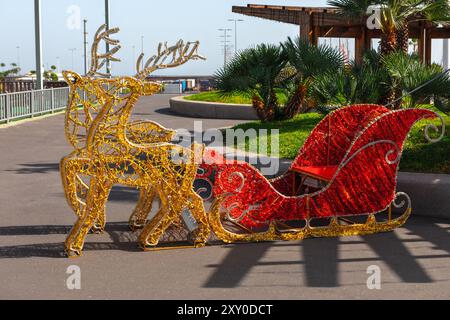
xmin=162 ymin=83 xmax=183 ymax=94
xmin=0 ymin=87 xmax=70 ymax=123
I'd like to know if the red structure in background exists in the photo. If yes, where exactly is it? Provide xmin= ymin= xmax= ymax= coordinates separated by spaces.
xmin=0 ymin=79 xmax=67 ymax=93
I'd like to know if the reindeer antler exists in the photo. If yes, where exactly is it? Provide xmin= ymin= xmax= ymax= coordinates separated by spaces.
xmin=87 ymin=24 xmax=122 ymax=77
xmin=135 ymin=40 xmax=205 ymax=80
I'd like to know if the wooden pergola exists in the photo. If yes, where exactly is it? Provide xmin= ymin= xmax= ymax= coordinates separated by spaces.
xmin=233 ymin=4 xmax=450 ymax=64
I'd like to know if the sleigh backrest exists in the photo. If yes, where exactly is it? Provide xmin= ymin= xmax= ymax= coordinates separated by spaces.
xmin=345 ymin=109 xmax=441 ymax=160
xmin=309 ymin=108 xmax=443 ymax=218
xmin=291 ymin=104 xmax=390 ymax=169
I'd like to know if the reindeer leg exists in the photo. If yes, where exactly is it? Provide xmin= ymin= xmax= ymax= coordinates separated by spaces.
xmin=91 ymin=182 xmax=113 ymax=234
xmin=61 ymin=156 xmax=87 ymax=218
xmin=138 ymin=199 xmax=170 ymax=249
xmin=64 ymin=177 xmax=111 ymax=257
xmin=140 ymin=206 xmax=180 ymax=250
xmin=129 ymin=186 xmax=156 ymax=231
xmin=188 ymin=191 xmax=210 ymax=247
xmin=61 ymin=156 xmax=108 ymax=234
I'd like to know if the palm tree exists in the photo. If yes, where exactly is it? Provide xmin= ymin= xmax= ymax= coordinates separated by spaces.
xmin=310 ymin=50 xmax=450 ymax=111
xmin=281 ymin=37 xmax=344 ymax=117
xmin=383 ymin=51 xmax=450 ymax=110
xmin=328 ymin=0 xmax=450 ymax=55
xmin=329 ymin=0 xmax=450 ymax=107
xmin=312 ymin=50 xmax=389 ymax=106
xmin=215 ymin=44 xmax=288 ymax=121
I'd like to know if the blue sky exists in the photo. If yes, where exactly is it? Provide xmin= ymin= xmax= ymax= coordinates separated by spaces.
xmin=0 ymin=0 xmax=447 ymax=76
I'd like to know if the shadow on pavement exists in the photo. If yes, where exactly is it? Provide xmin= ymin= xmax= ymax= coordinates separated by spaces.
xmin=8 ymin=162 xmax=60 ymax=174
xmin=1 ymin=218 xmax=449 ymax=287
xmin=108 ymin=186 xmax=139 ymax=202
xmin=151 ymin=107 xmax=179 ymax=116
xmin=0 ymin=222 xmax=138 ymax=259
xmin=203 ymin=219 xmax=450 ymax=288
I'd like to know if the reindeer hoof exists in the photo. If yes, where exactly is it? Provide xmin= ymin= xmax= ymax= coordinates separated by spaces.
xmin=139 ymin=239 xmax=159 ymax=251
xmin=64 ymin=247 xmax=82 ymax=258
xmin=194 ymin=242 xmax=206 ymax=248
xmin=90 ymin=225 xmax=105 ymax=234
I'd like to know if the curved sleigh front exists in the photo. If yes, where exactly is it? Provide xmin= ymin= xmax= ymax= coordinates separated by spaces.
xmin=204 ymin=105 xmax=445 ymax=243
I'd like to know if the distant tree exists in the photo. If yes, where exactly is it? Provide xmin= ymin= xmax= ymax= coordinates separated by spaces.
xmin=0 ymin=67 xmax=20 ymax=79
xmin=43 ymin=70 xmax=58 ymax=81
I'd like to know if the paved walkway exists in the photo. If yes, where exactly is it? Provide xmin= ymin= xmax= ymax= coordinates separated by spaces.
xmin=0 ymin=95 xmax=449 ymax=299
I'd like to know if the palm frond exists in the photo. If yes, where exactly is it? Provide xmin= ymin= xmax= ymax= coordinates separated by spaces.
xmin=327 ymin=0 xmax=376 ymax=17
xmin=281 ymin=37 xmax=345 ymax=83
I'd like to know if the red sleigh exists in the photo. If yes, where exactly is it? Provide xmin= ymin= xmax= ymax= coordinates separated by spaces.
xmin=196 ymin=104 xmax=445 ymax=242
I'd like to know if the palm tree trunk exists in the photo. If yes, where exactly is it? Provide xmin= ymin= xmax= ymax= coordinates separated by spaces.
xmin=385 ymin=86 xmax=403 ymax=109
xmin=380 ymin=27 xmax=403 ymax=108
xmin=396 ymin=23 xmax=409 ymax=53
xmin=252 ymin=95 xmax=276 ymax=122
xmin=380 ymin=27 xmax=397 ymax=56
xmin=390 ymin=24 xmax=409 ymax=108
xmin=284 ymin=84 xmax=308 ymax=119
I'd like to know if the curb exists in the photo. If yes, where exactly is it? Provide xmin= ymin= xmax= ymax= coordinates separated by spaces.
xmin=396 ymin=172 xmax=450 ymax=220
xmin=169 ymin=96 xmax=259 ymax=120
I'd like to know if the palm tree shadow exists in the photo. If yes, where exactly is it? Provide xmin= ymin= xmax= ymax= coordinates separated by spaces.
xmin=203 ymin=218 xmax=447 ymax=288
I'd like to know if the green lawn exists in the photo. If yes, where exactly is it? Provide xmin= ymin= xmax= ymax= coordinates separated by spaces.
xmin=185 ymin=91 xmax=252 ymax=104
xmin=184 ymin=91 xmax=288 ymax=105
xmin=230 ymin=106 xmax=450 ymax=174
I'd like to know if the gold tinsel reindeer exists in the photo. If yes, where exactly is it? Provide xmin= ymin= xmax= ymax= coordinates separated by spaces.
xmin=61 ymin=25 xmax=208 ymax=257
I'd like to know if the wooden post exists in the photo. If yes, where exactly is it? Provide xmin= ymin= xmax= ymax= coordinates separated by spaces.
xmin=311 ymin=25 xmax=319 ymax=46
xmin=425 ymin=28 xmax=432 ymax=65
xmin=418 ymin=26 xmax=425 ymax=63
xmin=299 ymin=12 xmax=311 ymax=43
xmin=355 ymin=27 xmax=366 ymax=64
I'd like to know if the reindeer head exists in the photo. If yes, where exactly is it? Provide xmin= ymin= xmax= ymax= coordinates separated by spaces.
xmin=61 ymin=24 xmax=122 ymax=152
xmin=62 ymin=24 xmax=206 ymax=151
xmin=135 ymin=40 xmax=206 ymax=96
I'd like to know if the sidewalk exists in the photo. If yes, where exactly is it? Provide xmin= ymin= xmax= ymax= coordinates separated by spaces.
xmin=0 ymin=95 xmax=449 ymax=299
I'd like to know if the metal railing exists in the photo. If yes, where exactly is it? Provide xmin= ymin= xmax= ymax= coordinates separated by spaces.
xmin=0 ymin=87 xmax=69 ymax=123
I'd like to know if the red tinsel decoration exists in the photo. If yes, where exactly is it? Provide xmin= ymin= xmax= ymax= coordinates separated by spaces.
xmin=197 ymin=105 xmax=439 ymax=230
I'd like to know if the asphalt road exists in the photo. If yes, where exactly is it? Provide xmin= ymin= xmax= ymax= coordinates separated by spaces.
xmin=0 ymin=94 xmax=449 ymax=299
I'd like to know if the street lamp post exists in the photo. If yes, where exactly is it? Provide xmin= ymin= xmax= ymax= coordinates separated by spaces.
xmin=141 ymin=36 xmax=145 ymax=70
xmin=218 ymin=28 xmax=232 ymax=68
xmin=83 ymin=19 xmax=88 ymax=75
xmin=16 ymin=46 xmax=21 ymax=70
xmin=228 ymin=19 xmax=244 ymax=55
xmin=34 ymin=0 xmax=43 ymax=89
xmin=132 ymin=45 xmax=136 ymax=73
xmin=69 ymin=48 xmax=76 ymax=70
